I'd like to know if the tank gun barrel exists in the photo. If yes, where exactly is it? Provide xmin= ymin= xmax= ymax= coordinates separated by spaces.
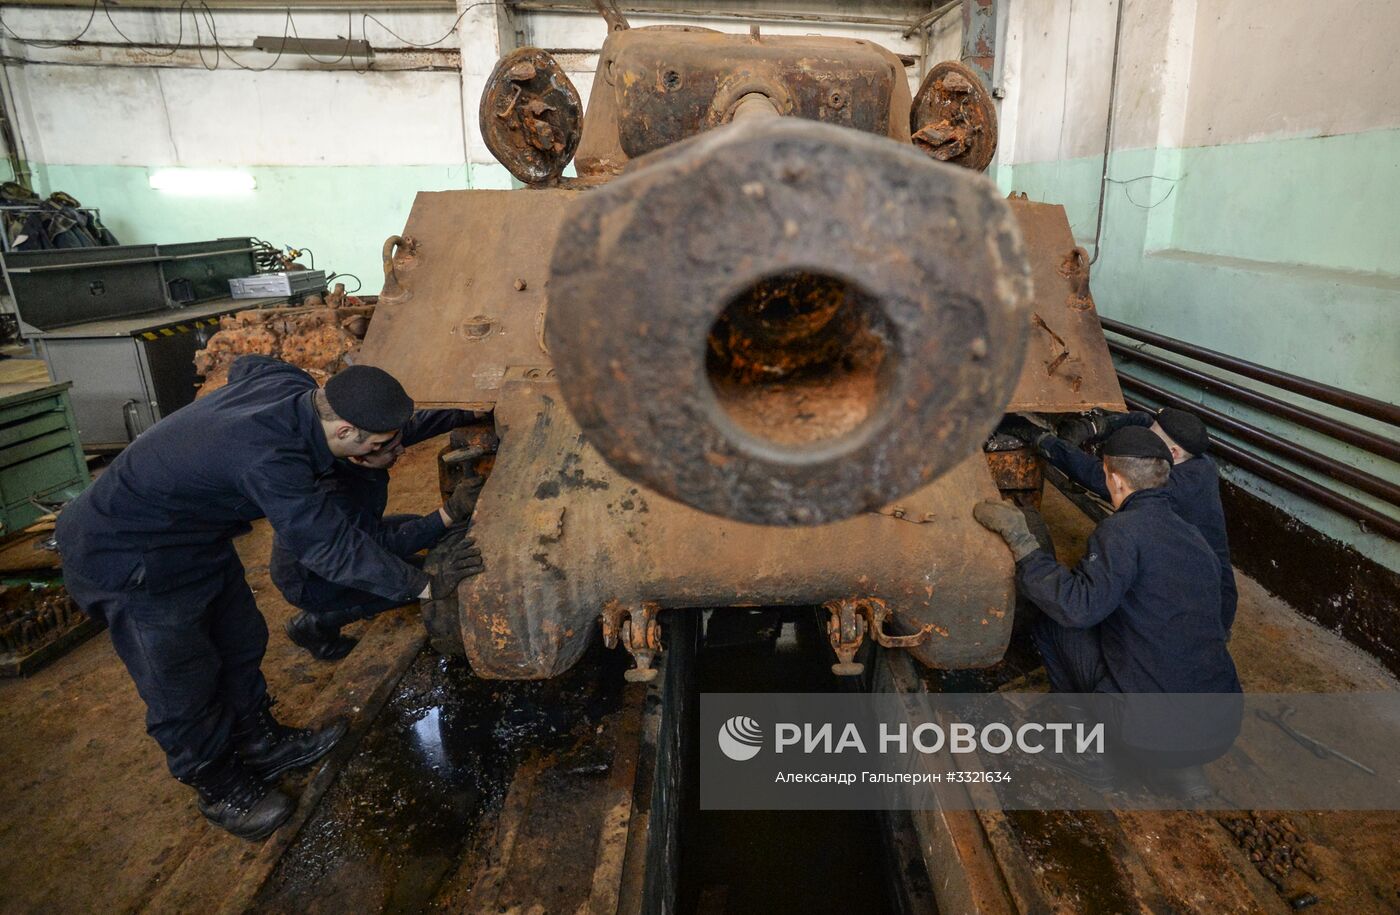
xmin=546 ymin=110 xmax=1034 ymax=526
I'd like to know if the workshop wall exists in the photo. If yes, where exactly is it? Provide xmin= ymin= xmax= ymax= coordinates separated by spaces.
xmin=997 ymin=0 xmax=1400 ymax=573
xmin=0 ymin=0 xmax=944 ymax=289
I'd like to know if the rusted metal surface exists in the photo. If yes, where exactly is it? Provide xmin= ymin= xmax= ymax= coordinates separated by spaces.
xmin=1058 ymin=245 xmax=1093 ymax=310
xmin=825 ymin=597 xmax=934 ymax=676
xmin=450 ymin=381 xmax=1012 ymax=679
xmin=358 ymin=22 xmax=1128 ymax=678
xmin=910 ymin=60 xmax=999 ymax=172
xmin=985 ymin=448 xmax=1042 ymax=496
xmin=479 ymin=47 xmax=583 ymax=186
xmin=361 ymin=199 xmax=1121 ymax=422
xmin=591 ymin=0 xmax=630 ymax=32
xmin=608 ymin=29 xmax=900 ymax=158
xmin=358 ymin=190 xmax=575 ymax=407
xmin=601 ymin=599 xmax=662 ymax=682
xmin=825 ymin=598 xmax=868 ymax=676
xmin=1004 ymin=199 xmax=1125 ymax=413
xmin=194 ymin=293 xmax=375 ymax=395
xmin=575 ymin=26 xmax=914 ymax=177
xmin=548 ymin=117 xmax=1032 ymax=526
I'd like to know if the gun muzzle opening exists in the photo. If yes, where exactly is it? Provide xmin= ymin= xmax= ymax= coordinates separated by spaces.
xmin=705 ymin=269 xmax=896 ymax=448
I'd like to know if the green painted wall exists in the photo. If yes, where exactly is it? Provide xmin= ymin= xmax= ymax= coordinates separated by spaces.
xmin=32 ymin=161 xmax=513 ymax=294
xmin=1170 ymin=129 xmax=1400 ymax=274
xmin=1006 ymin=130 xmax=1400 ymax=571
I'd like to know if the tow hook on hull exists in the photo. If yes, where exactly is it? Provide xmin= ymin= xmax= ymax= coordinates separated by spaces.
xmin=823 ymin=598 xmax=934 ymax=676
xmin=602 ymin=599 xmax=663 ymax=682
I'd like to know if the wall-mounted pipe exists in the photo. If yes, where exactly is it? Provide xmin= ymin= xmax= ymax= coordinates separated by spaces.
xmin=1087 ymin=0 xmax=1126 ymax=266
xmin=1124 ymin=395 xmax=1400 ymax=542
xmin=1118 ymin=372 xmax=1400 ymax=508
xmin=1104 ymin=318 xmax=1400 ymax=427
xmin=1108 ymin=340 xmax=1400 ymax=463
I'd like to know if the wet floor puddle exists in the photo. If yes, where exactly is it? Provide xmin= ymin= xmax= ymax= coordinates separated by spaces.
xmin=254 ymin=645 xmax=628 ymax=913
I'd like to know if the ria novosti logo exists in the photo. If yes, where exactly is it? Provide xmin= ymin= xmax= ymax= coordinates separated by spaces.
xmin=718 ymin=716 xmax=764 ymax=761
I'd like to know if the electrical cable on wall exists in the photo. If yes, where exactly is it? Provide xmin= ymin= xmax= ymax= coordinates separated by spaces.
xmin=1104 ymin=174 xmax=1183 ymax=211
xmin=0 ymin=0 xmax=502 ymax=73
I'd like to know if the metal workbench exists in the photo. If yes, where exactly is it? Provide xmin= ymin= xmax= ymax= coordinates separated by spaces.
xmin=34 ymin=296 xmax=281 ymax=449
xmin=0 ymin=238 xmax=288 ymax=448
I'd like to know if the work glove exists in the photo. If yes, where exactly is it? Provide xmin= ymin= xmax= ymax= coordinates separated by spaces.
xmin=1059 ymin=409 xmax=1152 ymax=447
xmin=1055 ymin=413 xmax=1102 ymax=449
xmin=443 ymin=474 xmax=485 ymax=524
xmin=998 ymin=414 xmax=1052 ymax=449
xmin=429 ymin=536 xmax=484 ymax=600
xmin=973 ymin=500 xmax=1042 ymax=561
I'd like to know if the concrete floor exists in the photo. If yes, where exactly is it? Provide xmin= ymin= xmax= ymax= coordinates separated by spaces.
xmin=0 ymin=454 xmax=1396 ymax=913
xmin=0 ymin=438 xmax=443 ymax=914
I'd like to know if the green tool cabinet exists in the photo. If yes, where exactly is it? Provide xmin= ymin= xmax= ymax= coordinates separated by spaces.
xmin=0 ymin=381 xmax=89 ymax=535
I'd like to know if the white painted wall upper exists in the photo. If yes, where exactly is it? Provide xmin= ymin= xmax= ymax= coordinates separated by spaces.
xmin=3 ymin=1 xmax=945 ymax=174
xmin=1183 ymin=0 xmax=1400 ymax=147
xmin=1004 ymin=0 xmax=1400 ymax=167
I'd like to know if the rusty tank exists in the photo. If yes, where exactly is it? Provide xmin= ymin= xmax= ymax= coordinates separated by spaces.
xmin=358 ymin=13 xmax=1123 ymax=681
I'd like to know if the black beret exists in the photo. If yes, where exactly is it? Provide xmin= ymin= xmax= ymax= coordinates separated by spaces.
xmin=1155 ymin=407 xmax=1209 ymax=455
xmin=1103 ymin=426 xmax=1172 ymax=462
xmin=323 ymin=365 xmax=414 ymax=433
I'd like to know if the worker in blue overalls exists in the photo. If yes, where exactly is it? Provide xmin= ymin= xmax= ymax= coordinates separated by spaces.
xmin=272 ymin=409 xmax=484 ymax=661
xmin=1008 ymin=406 xmax=1238 ymax=635
xmin=975 ymin=427 xmax=1241 ymax=797
xmin=56 ymin=356 xmax=485 ymax=841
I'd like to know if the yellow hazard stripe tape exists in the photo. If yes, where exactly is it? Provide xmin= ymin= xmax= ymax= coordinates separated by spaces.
xmin=139 ymin=317 xmax=222 ymax=341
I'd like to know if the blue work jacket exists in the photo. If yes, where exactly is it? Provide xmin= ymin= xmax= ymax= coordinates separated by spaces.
xmin=1040 ymin=427 xmax=1239 ymax=634
xmin=269 ymin=408 xmax=473 ymax=610
xmin=56 ymin=355 xmax=431 ymax=601
xmin=1017 ymin=488 xmax=1241 ymax=696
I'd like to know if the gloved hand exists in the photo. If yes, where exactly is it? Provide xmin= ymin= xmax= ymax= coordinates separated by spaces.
xmin=973 ymin=500 xmax=1041 ymax=561
xmin=443 ymin=475 xmax=485 ymax=524
xmin=1059 ymin=409 xmax=1152 ymax=447
xmin=1055 ymin=413 xmax=1102 ymax=449
xmin=429 ymin=536 xmax=484 ymax=599
xmin=999 ymin=414 xmax=1051 ymax=449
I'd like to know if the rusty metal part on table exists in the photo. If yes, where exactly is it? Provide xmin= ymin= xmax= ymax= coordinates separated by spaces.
xmin=194 ymin=295 xmax=375 ymax=396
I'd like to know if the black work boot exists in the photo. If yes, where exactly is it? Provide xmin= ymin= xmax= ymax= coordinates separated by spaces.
xmin=1145 ymin=764 xmax=1216 ymax=804
xmin=233 ymin=698 xmax=348 ymax=782
xmin=1040 ymin=747 xmax=1117 ymax=792
xmin=285 ymin=611 xmax=358 ymax=662
xmin=186 ymin=753 xmax=295 ymax=841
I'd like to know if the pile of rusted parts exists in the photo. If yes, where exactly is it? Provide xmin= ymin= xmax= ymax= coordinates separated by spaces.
xmin=194 ymin=284 xmax=376 ymax=395
xmin=0 ymin=585 xmax=82 ymax=673
xmin=359 ymin=8 xmax=1124 ymax=681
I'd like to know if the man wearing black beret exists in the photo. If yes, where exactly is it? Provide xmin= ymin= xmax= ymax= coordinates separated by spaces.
xmin=272 ymin=402 xmax=487 ymax=661
xmin=1011 ymin=406 xmax=1238 ymax=635
xmin=56 ymin=356 xmax=485 ymax=841
xmin=974 ymin=427 xmax=1240 ymax=789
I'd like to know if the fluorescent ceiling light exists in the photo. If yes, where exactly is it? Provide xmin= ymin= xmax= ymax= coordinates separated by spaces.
xmin=253 ymin=36 xmax=374 ymax=58
xmin=148 ymin=168 xmax=256 ymax=194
